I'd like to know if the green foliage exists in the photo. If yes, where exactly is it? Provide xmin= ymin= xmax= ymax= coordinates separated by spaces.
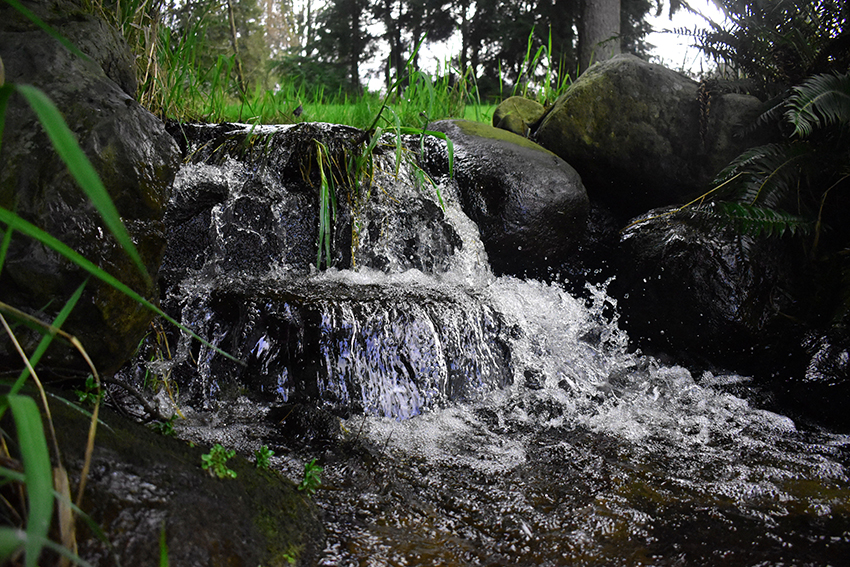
xmin=255 ymin=445 xmax=274 ymax=469
xmin=685 ymin=0 xmax=849 ymax=85
xmin=510 ymin=26 xmax=573 ymax=106
xmin=786 ymin=71 xmax=850 ymax=137
xmin=314 ymin=140 xmax=338 ymax=269
xmin=309 ymin=44 xmax=455 ymax=270
xmin=684 ymin=201 xmax=814 ymax=238
xmin=0 ymin=395 xmax=53 ymax=567
xmin=151 ymin=414 xmax=177 ymax=437
xmin=708 ymin=70 xmax=850 ymax=223
xmin=673 ymin=65 xmax=850 ymax=322
xmin=202 ymin=444 xmax=238 ymax=479
xmin=297 ymin=459 xmax=322 ymax=496
xmin=159 ymin=521 xmax=169 ymax=567
xmin=74 ymin=375 xmax=104 ymax=406
xmin=712 ymin=141 xmax=818 ymax=210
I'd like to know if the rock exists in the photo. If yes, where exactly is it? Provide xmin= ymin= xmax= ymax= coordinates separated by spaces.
xmin=613 ymin=206 xmax=805 ymax=373
xmin=493 ymin=96 xmax=546 ymax=137
xmin=163 ymin=122 xmax=467 ymax=280
xmin=142 ymin=280 xmax=514 ymax=417
xmin=424 ymin=119 xmax=589 ymax=277
xmin=0 ymin=0 xmax=179 ymax=373
xmin=43 ymin=391 xmax=325 ymax=566
xmin=778 ymin=325 xmax=850 ymax=431
xmin=535 ymin=54 xmax=764 ymax=221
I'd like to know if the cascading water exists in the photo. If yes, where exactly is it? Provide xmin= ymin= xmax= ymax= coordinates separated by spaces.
xmin=133 ymin=122 xmax=850 ymax=565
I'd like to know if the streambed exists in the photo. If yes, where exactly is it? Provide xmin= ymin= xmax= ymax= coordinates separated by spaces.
xmin=169 ymin=272 xmax=850 ymax=566
xmin=138 ymin=122 xmax=850 ymax=565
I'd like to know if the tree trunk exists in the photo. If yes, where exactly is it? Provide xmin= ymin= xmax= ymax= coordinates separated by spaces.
xmin=578 ymin=0 xmax=620 ymax=73
xmin=226 ymin=0 xmax=247 ymax=94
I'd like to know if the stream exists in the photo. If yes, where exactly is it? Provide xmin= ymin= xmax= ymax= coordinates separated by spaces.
xmin=135 ymin=123 xmax=850 ymax=565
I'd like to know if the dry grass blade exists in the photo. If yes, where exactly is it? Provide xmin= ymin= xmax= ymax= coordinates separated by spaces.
xmin=53 ymin=465 xmax=76 ymax=567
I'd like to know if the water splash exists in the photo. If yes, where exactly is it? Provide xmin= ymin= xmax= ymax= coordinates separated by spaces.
xmin=141 ymin=122 xmax=850 ymax=565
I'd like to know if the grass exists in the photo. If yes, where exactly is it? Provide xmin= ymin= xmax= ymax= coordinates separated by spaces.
xmin=151 ymin=60 xmax=499 ymax=129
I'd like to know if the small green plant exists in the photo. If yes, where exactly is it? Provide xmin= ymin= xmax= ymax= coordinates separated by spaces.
xmin=297 ymin=458 xmax=322 ymax=496
xmin=255 ymin=445 xmax=274 ymax=469
xmin=201 ymin=444 xmax=237 ymax=479
xmin=151 ymin=414 xmax=177 ymax=437
xmin=74 ymin=374 xmax=104 ymax=406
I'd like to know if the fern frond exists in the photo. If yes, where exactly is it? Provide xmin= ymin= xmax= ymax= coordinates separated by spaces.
xmin=712 ymin=142 xmax=814 ymax=210
xmin=713 ymin=201 xmax=813 ymax=237
xmin=686 ymin=201 xmax=814 ymax=238
xmin=744 ymin=92 xmax=789 ymax=136
xmin=786 ymin=71 xmax=850 ymax=137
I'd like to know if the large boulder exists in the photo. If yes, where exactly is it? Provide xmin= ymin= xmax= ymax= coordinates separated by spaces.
xmin=424 ymin=119 xmax=589 ymax=277
xmin=0 ymin=0 xmax=180 ymax=373
xmin=42 ymin=391 xmax=325 ymax=566
xmin=775 ymin=323 xmax=850 ymax=431
xmin=535 ymin=55 xmax=765 ymax=221
xmin=612 ymin=207 xmax=806 ymax=374
xmin=492 ymin=96 xmax=546 ymax=137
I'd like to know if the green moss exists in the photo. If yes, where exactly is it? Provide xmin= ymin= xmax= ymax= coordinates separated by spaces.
xmin=451 ymin=119 xmax=559 ymax=156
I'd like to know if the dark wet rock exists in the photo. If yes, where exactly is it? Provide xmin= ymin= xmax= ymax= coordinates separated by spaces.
xmin=0 ymin=0 xmax=179 ymax=373
xmin=267 ymin=403 xmax=344 ymax=447
xmin=134 ymin=279 xmax=514 ymax=417
xmin=612 ymin=207 xmax=805 ymax=374
xmin=535 ymin=55 xmax=764 ymax=221
xmin=40 ymin=390 xmax=325 ymax=567
xmin=163 ymin=122 xmax=463 ymax=281
xmin=493 ymin=96 xmax=546 ymax=137
xmin=424 ymin=119 xmax=589 ymax=277
xmin=778 ymin=325 xmax=850 ymax=431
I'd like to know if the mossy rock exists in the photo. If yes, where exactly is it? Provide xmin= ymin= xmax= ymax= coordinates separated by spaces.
xmin=425 ymin=119 xmax=588 ymax=277
xmin=0 ymin=0 xmax=179 ymax=374
xmin=45 ymin=393 xmax=325 ymax=566
xmin=492 ymin=96 xmax=546 ymax=137
xmin=535 ymin=54 xmax=764 ymax=221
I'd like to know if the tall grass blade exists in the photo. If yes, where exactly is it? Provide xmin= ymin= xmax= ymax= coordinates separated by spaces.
xmin=0 ymin=528 xmax=25 ymax=559
xmin=159 ymin=522 xmax=169 ymax=567
xmin=8 ymin=280 xmax=87 ymax=397
xmin=7 ymin=394 xmax=53 ymax=567
xmin=0 ymin=223 xmax=12 ymax=276
xmin=14 ymin=84 xmax=151 ymax=287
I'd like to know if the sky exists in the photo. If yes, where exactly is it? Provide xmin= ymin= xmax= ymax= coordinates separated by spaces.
xmin=362 ymin=0 xmax=729 ymax=90
xmin=645 ymin=0 xmax=727 ymax=76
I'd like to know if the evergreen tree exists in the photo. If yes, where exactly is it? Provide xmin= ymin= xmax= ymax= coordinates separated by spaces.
xmin=313 ymin=0 xmax=376 ymax=93
xmin=165 ymin=0 xmax=271 ymax=91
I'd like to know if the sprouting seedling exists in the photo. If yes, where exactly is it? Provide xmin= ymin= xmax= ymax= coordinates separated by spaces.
xmin=74 ymin=375 xmax=103 ymax=406
xmin=201 ymin=444 xmax=237 ymax=479
xmin=255 ymin=445 xmax=274 ymax=469
xmin=297 ymin=458 xmax=322 ymax=495
xmin=151 ymin=414 xmax=177 ymax=437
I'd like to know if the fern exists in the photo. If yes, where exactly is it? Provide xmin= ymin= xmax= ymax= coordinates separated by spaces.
xmin=691 ymin=0 xmax=847 ymax=85
xmin=703 ymin=201 xmax=814 ymax=238
xmin=712 ymin=142 xmax=815 ymax=210
xmin=678 ymin=201 xmax=813 ymax=239
xmin=786 ymin=71 xmax=850 ymax=138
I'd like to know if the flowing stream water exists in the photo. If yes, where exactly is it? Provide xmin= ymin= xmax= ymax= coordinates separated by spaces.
xmin=146 ymin=123 xmax=850 ymax=565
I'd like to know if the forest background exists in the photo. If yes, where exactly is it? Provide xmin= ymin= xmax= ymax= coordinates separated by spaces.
xmin=113 ymin=0 xmax=715 ymax=126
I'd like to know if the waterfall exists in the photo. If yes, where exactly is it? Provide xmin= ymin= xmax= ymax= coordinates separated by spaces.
xmin=122 ymin=122 xmax=850 ymax=565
